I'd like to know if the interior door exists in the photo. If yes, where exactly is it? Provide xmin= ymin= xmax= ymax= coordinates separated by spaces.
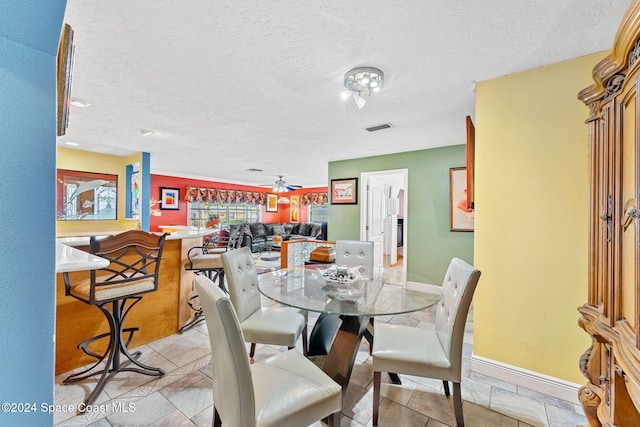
xmin=366 ymin=176 xmax=386 ymax=268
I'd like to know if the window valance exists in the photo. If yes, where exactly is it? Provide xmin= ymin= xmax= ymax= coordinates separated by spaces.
xmin=301 ymin=192 xmax=328 ymax=206
xmin=185 ymin=186 xmax=328 ymax=206
xmin=185 ymin=187 xmax=267 ymax=204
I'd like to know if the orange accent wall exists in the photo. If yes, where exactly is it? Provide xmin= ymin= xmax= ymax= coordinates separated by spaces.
xmin=149 ymin=175 xmax=326 ymax=232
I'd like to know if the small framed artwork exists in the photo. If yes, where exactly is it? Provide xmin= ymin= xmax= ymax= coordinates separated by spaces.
xmin=290 ymin=196 xmax=299 ymax=222
xmin=331 ymin=178 xmax=358 ymax=204
xmin=160 ymin=187 xmax=180 ymax=210
xmin=266 ymin=193 xmax=278 ymax=212
xmin=450 ymin=167 xmax=474 ymax=232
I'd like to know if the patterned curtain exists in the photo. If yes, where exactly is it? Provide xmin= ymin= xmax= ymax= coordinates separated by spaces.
xmin=184 ymin=186 xmax=328 ymax=206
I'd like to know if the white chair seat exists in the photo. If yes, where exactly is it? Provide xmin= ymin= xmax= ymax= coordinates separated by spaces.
xmin=252 ymin=350 xmax=342 ymax=427
xmin=241 ymin=307 xmax=306 ymax=348
xmin=373 ymin=323 xmax=452 ymax=380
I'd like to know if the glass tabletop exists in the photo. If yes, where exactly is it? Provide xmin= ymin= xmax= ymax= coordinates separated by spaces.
xmin=257 ymin=266 xmax=441 ymax=316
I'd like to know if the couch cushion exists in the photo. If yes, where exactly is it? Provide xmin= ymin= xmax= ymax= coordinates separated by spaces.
xmin=249 ymin=222 xmax=266 ymax=239
xmin=311 ymin=223 xmax=322 ymax=239
xmin=240 ymin=223 xmax=252 ymax=239
xmin=263 ymin=223 xmax=274 ymax=236
xmin=299 ymin=223 xmax=312 ymax=236
xmin=272 ymin=223 xmax=285 ymax=236
xmin=290 ymin=223 xmax=301 ymax=235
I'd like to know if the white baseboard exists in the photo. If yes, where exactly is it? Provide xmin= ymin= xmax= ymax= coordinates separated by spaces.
xmin=406 ymin=281 xmax=440 ymax=293
xmin=470 ymin=354 xmax=581 ymax=405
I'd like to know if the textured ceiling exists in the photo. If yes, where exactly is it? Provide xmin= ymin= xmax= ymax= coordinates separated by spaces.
xmin=59 ymin=0 xmax=632 ymax=188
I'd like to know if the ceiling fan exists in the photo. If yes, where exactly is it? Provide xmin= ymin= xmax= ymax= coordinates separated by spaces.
xmin=260 ymin=175 xmax=302 ymax=193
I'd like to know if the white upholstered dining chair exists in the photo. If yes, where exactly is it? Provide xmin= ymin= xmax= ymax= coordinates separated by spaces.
xmin=335 ymin=239 xmax=374 ymax=277
xmin=221 ymin=247 xmax=308 ymax=357
xmin=194 ymin=275 xmax=342 ymax=427
xmin=372 ymin=257 xmax=481 ymax=427
xmin=335 ymin=240 xmax=376 ymax=352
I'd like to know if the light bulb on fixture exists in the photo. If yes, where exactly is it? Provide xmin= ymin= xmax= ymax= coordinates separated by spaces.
xmin=342 ymin=66 xmax=384 ymax=108
xmin=353 ymin=93 xmax=366 ymax=109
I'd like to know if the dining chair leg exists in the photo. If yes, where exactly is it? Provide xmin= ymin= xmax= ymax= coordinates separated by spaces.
xmin=443 ymin=380 xmax=450 ymax=396
xmin=328 ymin=411 xmax=341 ymax=427
xmin=213 ymin=406 xmax=222 ymax=427
xmin=453 ymin=382 xmax=464 ymax=427
xmin=302 ymin=324 xmax=308 ymax=356
xmin=249 ymin=343 xmax=256 ymax=358
xmin=373 ymin=371 xmax=381 ymax=426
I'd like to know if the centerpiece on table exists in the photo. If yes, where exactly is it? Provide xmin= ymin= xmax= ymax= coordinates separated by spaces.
xmin=321 ymin=265 xmax=365 ymax=301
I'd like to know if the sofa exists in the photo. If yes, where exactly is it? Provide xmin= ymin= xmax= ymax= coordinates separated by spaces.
xmin=239 ymin=222 xmax=326 ymax=253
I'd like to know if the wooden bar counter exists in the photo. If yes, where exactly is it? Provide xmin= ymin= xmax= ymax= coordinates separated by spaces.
xmin=55 ymin=229 xmax=213 ymax=375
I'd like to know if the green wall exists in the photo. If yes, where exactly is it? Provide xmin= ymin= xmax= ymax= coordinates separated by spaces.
xmin=328 ymin=145 xmax=474 ymax=284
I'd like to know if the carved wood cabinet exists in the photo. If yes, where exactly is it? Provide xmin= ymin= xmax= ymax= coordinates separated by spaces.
xmin=578 ymin=1 xmax=640 ymax=425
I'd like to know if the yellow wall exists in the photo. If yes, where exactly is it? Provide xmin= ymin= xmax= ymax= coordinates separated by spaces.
xmin=56 ymin=147 xmax=142 ymax=236
xmin=474 ymin=52 xmax=605 ymax=384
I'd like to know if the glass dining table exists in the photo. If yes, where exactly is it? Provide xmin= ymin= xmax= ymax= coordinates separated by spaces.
xmin=258 ymin=265 xmax=441 ymax=390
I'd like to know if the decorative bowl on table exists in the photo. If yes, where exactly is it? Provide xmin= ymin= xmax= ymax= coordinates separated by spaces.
xmin=272 ymin=235 xmax=283 ymax=244
xmin=321 ymin=265 xmax=365 ymax=301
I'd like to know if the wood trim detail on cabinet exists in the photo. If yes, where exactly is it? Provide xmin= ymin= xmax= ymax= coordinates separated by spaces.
xmin=578 ymin=1 xmax=640 ymax=425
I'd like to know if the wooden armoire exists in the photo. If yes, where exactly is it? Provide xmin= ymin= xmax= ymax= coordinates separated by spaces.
xmin=578 ymin=1 xmax=640 ymax=425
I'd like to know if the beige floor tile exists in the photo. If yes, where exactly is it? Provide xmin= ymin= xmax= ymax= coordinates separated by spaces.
xmin=463 ymin=401 xmax=520 ymax=426
xmin=490 ymin=387 xmax=548 ymax=427
xmin=377 ymin=397 xmax=430 ymax=426
xmin=407 ymin=385 xmax=457 ymax=425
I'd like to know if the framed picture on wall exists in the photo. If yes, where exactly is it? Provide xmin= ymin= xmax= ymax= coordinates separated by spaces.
xmin=266 ymin=194 xmax=278 ymax=212
xmin=331 ymin=178 xmax=358 ymax=204
xmin=450 ymin=167 xmax=474 ymax=231
xmin=160 ymin=187 xmax=180 ymax=210
xmin=290 ymin=196 xmax=299 ymax=222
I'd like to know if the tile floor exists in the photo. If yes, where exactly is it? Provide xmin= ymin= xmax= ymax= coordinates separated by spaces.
xmin=54 ymin=295 xmax=588 ymax=427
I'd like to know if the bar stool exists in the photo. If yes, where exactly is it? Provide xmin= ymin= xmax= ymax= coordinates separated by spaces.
xmin=180 ymin=228 xmax=242 ymax=333
xmin=61 ymin=230 xmax=167 ymax=410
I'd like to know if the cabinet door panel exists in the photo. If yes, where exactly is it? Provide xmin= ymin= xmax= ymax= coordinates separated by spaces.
xmin=601 ymin=102 xmax=616 ymax=322
xmin=618 ymin=84 xmax=637 ymax=329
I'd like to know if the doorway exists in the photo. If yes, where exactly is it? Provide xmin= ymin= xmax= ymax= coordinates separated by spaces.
xmin=360 ymin=169 xmax=408 ymax=277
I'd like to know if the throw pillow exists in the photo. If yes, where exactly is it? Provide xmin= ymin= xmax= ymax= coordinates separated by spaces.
xmin=272 ymin=224 xmax=285 ymax=236
xmin=311 ymin=223 xmax=322 ymax=239
xmin=249 ymin=222 xmax=266 ymax=239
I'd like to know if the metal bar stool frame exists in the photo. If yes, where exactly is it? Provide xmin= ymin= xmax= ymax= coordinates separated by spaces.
xmin=62 ymin=230 xmax=167 ymax=411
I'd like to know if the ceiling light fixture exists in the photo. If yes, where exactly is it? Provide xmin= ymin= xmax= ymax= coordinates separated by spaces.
xmin=139 ymin=129 xmax=154 ymax=136
xmin=277 ymin=196 xmax=290 ymax=204
xmin=341 ymin=66 xmax=384 ymax=109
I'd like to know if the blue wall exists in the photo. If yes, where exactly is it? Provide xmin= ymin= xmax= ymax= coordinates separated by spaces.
xmin=0 ymin=1 xmax=66 ymax=424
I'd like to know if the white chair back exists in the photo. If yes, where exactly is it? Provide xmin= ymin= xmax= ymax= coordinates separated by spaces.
xmin=435 ymin=257 xmax=481 ymax=380
xmin=221 ymin=247 xmax=261 ymax=322
xmin=194 ymin=275 xmax=256 ymax=427
xmin=335 ymin=240 xmax=374 ymax=277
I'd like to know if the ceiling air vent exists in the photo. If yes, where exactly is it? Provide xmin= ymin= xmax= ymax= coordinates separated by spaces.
xmin=365 ymin=122 xmax=393 ymax=132
xmin=246 ymin=168 xmax=264 ymax=172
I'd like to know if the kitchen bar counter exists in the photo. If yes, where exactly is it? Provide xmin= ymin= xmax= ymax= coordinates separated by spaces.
xmin=55 ymin=242 xmax=109 ymax=273
xmin=54 ymin=228 xmax=215 ymax=375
